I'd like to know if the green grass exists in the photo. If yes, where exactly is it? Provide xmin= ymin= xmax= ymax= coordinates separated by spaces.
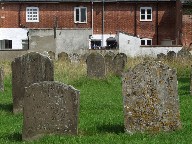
xmin=0 ymin=60 xmax=192 ymax=143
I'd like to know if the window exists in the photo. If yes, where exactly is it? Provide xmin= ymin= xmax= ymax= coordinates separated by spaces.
xmin=0 ymin=40 xmax=12 ymax=49
xmin=74 ymin=7 xmax=87 ymax=23
xmin=26 ymin=7 xmax=39 ymax=22
xmin=140 ymin=38 xmax=152 ymax=46
xmin=140 ymin=7 xmax=152 ymax=21
xmin=91 ymin=39 xmax=101 ymax=49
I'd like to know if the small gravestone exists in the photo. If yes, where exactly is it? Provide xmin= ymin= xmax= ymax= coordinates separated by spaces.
xmin=69 ymin=53 xmax=80 ymax=63
xmin=157 ymin=53 xmax=166 ymax=60
xmin=113 ymin=53 xmax=127 ymax=76
xmin=58 ymin=52 xmax=70 ymax=62
xmin=104 ymin=52 xmax=115 ymax=74
xmin=22 ymin=81 xmax=80 ymax=141
xmin=48 ymin=51 xmax=55 ymax=60
xmin=177 ymin=48 xmax=191 ymax=59
xmin=0 ymin=67 xmax=4 ymax=91
xmin=86 ymin=53 xmax=106 ymax=78
xmin=12 ymin=52 xmax=54 ymax=114
xmin=122 ymin=61 xmax=181 ymax=134
xmin=167 ymin=51 xmax=176 ymax=61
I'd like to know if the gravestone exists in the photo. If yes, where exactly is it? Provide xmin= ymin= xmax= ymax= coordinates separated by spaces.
xmin=104 ymin=52 xmax=115 ymax=74
xmin=22 ymin=81 xmax=80 ymax=141
xmin=177 ymin=48 xmax=191 ymax=59
xmin=157 ymin=53 xmax=166 ymax=60
xmin=48 ymin=51 xmax=55 ymax=60
xmin=122 ymin=61 xmax=181 ymax=134
xmin=167 ymin=51 xmax=176 ymax=61
xmin=0 ymin=67 xmax=4 ymax=91
xmin=58 ymin=52 xmax=70 ymax=62
xmin=12 ymin=52 xmax=54 ymax=114
xmin=69 ymin=53 xmax=80 ymax=63
xmin=113 ymin=53 xmax=127 ymax=76
xmin=86 ymin=53 xmax=106 ymax=78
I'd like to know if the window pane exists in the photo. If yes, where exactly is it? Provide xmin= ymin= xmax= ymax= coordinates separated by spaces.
xmin=141 ymin=15 xmax=145 ymax=20
xmin=76 ymin=9 xmax=79 ymax=22
xmin=147 ymin=9 xmax=151 ymax=14
xmin=141 ymin=40 xmax=145 ymax=45
xmin=5 ymin=40 xmax=12 ymax=49
xmin=147 ymin=15 xmax=151 ymax=20
xmin=81 ymin=8 xmax=86 ymax=22
xmin=141 ymin=9 xmax=145 ymax=14
xmin=147 ymin=40 xmax=152 ymax=45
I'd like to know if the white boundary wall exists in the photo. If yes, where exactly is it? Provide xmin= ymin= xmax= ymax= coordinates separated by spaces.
xmin=0 ymin=28 xmax=28 ymax=49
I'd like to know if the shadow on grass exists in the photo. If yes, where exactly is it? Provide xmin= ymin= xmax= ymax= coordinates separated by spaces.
xmin=4 ymin=133 xmax=22 ymax=142
xmin=0 ymin=103 xmax=13 ymax=112
xmin=178 ymin=77 xmax=190 ymax=96
xmin=97 ymin=124 xmax=124 ymax=134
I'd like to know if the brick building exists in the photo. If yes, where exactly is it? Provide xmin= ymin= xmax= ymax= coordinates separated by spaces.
xmin=0 ymin=0 xmax=186 ymax=52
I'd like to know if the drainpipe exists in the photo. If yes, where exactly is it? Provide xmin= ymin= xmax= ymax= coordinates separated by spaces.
xmin=134 ymin=3 xmax=137 ymax=36
xmin=91 ymin=1 xmax=94 ymax=36
xmin=156 ymin=0 xmax=159 ymax=45
xmin=102 ymin=0 xmax=105 ymax=47
xmin=18 ymin=3 xmax=21 ymax=27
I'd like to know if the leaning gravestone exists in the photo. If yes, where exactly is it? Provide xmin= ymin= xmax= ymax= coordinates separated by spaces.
xmin=0 ymin=67 xmax=4 ymax=91
xmin=122 ymin=61 xmax=181 ymax=134
xmin=86 ymin=53 xmax=106 ymax=78
xmin=104 ymin=52 xmax=115 ymax=74
xmin=113 ymin=53 xmax=127 ymax=76
xmin=22 ymin=81 xmax=80 ymax=141
xmin=12 ymin=52 xmax=54 ymax=114
xmin=58 ymin=52 xmax=70 ymax=62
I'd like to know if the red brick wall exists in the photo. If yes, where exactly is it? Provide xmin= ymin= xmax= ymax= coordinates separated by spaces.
xmin=0 ymin=1 xmax=180 ymax=45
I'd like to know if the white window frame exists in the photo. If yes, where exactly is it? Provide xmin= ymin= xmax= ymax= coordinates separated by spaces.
xmin=140 ymin=38 xmax=152 ymax=46
xmin=74 ymin=7 xmax=87 ymax=23
xmin=140 ymin=7 xmax=152 ymax=21
xmin=0 ymin=39 xmax=12 ymax=50
xmin=26 ymin=7 xmax=39 ymax=22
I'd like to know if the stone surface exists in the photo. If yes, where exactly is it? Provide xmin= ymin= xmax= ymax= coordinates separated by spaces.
xmin=157 ymin=53 xmax=166 ymax=60
xmin=12 ymin=52 xmax=54 ymax=114
xmin=0 ymin=67 xmax=4 ymax=91
xmin=104 ymin=52 xmax=115 ymax=74
xmin=113 ymin=53 xmax=127 ymax=76
xmin=177 ymin=48 xmax=191 ymax=59
xmin=122 ymin=61 xmax=181 ymax=134
xmin=22 ymin=81 xmax=80 ymax=141
xmin=86 ymin=53 xmax=106 ymax=78
xmin=48 ymin=51 xmax=55 ymax=60
xmin=69 ymin=53 xmax=80 ymax=63
xmin=167 ymin=51 xmax=176 ymax=61
xmin=58 ymin=52 xmax=70 ymax=62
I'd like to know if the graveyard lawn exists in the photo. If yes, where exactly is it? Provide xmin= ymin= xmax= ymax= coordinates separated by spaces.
xmin=0 ymin=60 xmax=192 ymax=143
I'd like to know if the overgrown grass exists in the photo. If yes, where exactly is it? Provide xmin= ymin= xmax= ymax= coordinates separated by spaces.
xmin=0 ymin=58 xmax=192 ymax=143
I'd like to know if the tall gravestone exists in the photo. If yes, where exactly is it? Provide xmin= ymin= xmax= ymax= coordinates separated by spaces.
xmin=86 ymin=53 xmax=106 ymax=78
xmin=104 ymin=52 xmax=115 ymax=74
xmin=0 ymin=67 xmax=4 ymax=91
xmin=22 ymin=81 xmax=80 ymax=141
xmin=113 ymin=53 xmax=127 ymax=76
xmin=12 ymin=52 xmax=54 ymax=114
xmin=122 ymin=61 xmax=181 ymax=134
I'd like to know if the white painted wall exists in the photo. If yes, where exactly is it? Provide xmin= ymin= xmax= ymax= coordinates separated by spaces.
xmin=118 ymin=32 xmax=182 ymax=57
xmin=0 ymin=28 xmax=28 ymax=49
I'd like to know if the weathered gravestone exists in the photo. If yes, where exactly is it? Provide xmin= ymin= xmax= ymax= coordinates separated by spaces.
xmin=177 ymin=48 xmax=191 ymax=59
xmin=86 ymin=53 xmax=106 ymax=78
xmin=0 ymin=67 xmax=4 ymax=91
xmin=167 ymin=51 xmax=176 ymax=61
xmin=104 ymin=52 xmax=115 ymax=74
xmin=122 ymin=61 xmax=181 ymax=134
xmin=22 ymin=81 xmax=80 ymax=141
xmin=113 ymin=53 xmax=127 ymax=76
xmin=12 ymin=52 xmax=54 ymax=114
xmin=48 ymin=51 xmax=55 ymax=60
xmin=69 ymin=53 xmax=80 ymax=63
xmin=157 ymin=53 xmax=166 ymax=60
xmin=58 ymin=52 xmax=70 ymax=62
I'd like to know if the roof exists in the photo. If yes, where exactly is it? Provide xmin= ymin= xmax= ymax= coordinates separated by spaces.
xmin=0 ymin=0 xmax=177 ymax=2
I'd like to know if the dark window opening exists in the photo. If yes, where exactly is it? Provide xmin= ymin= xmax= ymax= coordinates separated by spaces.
xmin=106 ymin=37 xmax=117 ymax=49
xmin=91 ymin=40 xmax=101 ymax=49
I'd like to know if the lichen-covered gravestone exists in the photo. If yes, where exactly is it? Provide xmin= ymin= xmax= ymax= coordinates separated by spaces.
xmin=122 ymin=61 xmax=181 ymax=134
xmin=86 ymin=53 xmax=106 ymax=78
xmin=12 ymin=52 xmax=54 ymax=114
xmin=22 ymin=81 xmax=80 ymax=141
xmin=58 ymin=52 xmax=70 ymax=62
xmin=113 ymin=53 xmax=127 ymax=76
xmin=104 ymin=52 xmax=115 ymax=74
xmin=0 ymin=67 xmax=4 ymax=91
